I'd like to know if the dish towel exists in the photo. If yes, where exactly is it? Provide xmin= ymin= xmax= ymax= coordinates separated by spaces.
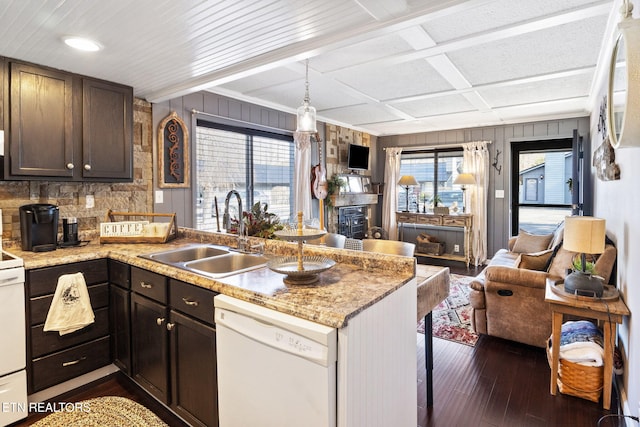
xmin=43 ymin=272 xmax=95 ymax=336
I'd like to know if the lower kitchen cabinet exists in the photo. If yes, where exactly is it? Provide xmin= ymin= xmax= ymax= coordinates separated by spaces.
xmin=130 ymin=267 xmax=219 ymax=427
xmin=26 ymin=259 xmax=110 ymax=393
xmin=169 ymin=309 xmax=218 ymax=427
xmin=131 ymin=292 xmax=169 ymax=404
xmin=109 ymin=260 xmax=131 ymax=375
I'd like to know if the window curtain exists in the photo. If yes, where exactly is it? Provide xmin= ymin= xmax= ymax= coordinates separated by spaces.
xmin=463 ymin=141 xmax=490 ymax=266
xmin=293 ymin=132 xmax=312 ymax=221
xmin=382 ymin=147 xmax=402 ymax=240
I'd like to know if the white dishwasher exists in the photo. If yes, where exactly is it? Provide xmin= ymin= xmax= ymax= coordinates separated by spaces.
xmin=214 ymin=294 xmax=337 ymax=427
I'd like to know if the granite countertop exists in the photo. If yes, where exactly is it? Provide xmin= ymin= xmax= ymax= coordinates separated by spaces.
xmin=6 ymin=229 xmax=415 ymax=328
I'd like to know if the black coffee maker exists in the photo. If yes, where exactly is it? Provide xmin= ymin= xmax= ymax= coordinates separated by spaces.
xmin=19 ymin=204 xmax=59 ymax=252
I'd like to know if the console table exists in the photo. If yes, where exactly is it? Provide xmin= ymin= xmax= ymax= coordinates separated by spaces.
xmin=396 ymin=212 xmax=473 ymax=267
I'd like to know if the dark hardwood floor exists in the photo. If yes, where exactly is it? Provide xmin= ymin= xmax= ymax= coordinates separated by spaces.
xmin=14 ymin=260 xmax=620 ymax=427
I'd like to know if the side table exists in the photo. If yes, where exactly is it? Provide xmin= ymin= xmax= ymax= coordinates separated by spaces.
xmin=544 ymin=279 xmax=630 ymax=409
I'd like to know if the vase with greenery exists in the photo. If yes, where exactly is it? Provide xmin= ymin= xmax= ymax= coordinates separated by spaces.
xmin=229 ymin=201 xmax=284 ymax=239
xmin=326 ymin=174 xmax=346 ymax=208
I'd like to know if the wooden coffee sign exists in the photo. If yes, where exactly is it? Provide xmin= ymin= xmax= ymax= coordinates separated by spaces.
xmin=158 ymin=111 xmax=190 ymax=188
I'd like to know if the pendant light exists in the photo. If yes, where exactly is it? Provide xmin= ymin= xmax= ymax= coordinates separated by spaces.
xmin=296 ymin=59 xmax=317 ymax=133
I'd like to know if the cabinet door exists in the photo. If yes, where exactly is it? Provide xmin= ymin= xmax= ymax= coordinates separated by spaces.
xmin=9 ymin=62 xmax=74 ymax=177
xmin=131 ymin=293 xmax=169 ymax=404
xmin=110 ymin=284 xmax=131 ymax=375
xmin=82 ymin=78 xmax=132 ymax=180
xmin=169 ymin=310 xmax=218 ymax=427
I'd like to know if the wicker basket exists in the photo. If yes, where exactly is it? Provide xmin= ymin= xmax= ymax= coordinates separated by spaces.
xmin=546 ymin=340 xmax=603 ymax=402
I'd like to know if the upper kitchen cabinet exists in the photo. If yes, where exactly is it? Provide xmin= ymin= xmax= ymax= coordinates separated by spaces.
xmin=3 ymin=59 xmax=133 ymax=181
xmin=8 ymin=62 xmax=75 ymax=178
xmin=82 ymin=78 xmax=133 ymax=180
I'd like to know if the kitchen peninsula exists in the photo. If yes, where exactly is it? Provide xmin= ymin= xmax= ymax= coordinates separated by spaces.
xmin=10 ymin=228 xmax=418 ymax=427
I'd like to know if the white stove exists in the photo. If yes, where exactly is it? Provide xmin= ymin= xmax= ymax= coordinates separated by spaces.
xmin=0 ymin=249 xmax=27 ymax=426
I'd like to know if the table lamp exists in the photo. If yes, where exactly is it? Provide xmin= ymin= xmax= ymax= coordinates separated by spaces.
xmin=397 ymin=175 xmax=418 ymax=212
xmin=453 ymin=173 xmax=475 ymax=213
xmin=563 ymin=216 xmax=606 ymax=297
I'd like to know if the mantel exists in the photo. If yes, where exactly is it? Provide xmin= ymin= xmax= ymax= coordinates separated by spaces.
xmin=330 ymin=193 xmax=378 ymax=207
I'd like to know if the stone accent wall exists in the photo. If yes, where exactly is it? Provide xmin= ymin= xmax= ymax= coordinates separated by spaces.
xmin=324 ymin=124 xmax=373 ymax=234
xmin=325 ymin=123 xmax=371 ymax=180
xmin=0 ymin=98 xmax=153 ymax=243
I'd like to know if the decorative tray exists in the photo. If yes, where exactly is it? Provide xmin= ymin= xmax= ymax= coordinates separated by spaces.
xmin=274 ymin=229 xmax=327 ymax=242
xmin=550 ymin=281 xmax=620 ymax=301
xmin=267 ymin=255 xmax=335 ymax=285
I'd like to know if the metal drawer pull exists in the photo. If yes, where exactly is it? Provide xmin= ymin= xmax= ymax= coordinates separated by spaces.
xmin=62 ymin=357 xmax=86 ymax=367
xmin=156 ymin=317 xmax=165 ymax=326
xmin=166 ymin=322 xmax=175 ymax=331
xmin=182 ymin=298 xmax=199 ymax=307
xmin=140 ymin=281 xmax=153 ymax=289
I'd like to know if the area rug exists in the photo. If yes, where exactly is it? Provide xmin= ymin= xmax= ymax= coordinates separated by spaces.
xmin=417 ymin=273 xmax=479 ymax=347
xmin=31 ymin=396 xmax=168 ymax=427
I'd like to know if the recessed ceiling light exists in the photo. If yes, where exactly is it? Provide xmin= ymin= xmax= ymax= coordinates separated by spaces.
xmin=63 ymin=36 xmax=102 ymax=52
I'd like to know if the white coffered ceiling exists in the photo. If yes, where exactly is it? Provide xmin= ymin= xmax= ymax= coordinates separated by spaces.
xmin=0 ymin=0 xmax=623 ymax=135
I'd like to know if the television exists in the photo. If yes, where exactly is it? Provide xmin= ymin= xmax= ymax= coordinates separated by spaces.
xmin=347 ymin=144 xmax=369 ymax=171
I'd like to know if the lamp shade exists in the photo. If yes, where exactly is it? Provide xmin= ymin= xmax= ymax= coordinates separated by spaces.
xmin=296 ymin=103 xmax=317 ymax=132
xmin=453 ymin=173 xmax=476 ymax=186
xmin=563 ymin=216 xmax=606 ymax=254
xmin=397 ymin=175 xmax=419 ymax=186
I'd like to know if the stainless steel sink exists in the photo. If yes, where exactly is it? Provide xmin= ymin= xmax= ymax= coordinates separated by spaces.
xmin=184 ymin=253 xmax=268 ymax=278
xmin=143 ymin=245 xmax=229 ymax=264
xmin=139 ymin=244 xmax=267 ymax=278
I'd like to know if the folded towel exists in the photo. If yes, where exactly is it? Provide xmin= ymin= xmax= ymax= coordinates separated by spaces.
xmin=553 ymin=320 xmax=604 ymax=367
xmin=43 ymin=272 xmax=95 ymax=336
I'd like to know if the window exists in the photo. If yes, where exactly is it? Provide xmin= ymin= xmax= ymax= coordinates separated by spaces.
xmin=195 ymin=122 xmax=294 ymax=232
xmin=398 ymin=149 xmax=465 ymax=212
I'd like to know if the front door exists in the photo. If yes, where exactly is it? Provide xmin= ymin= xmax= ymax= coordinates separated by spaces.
xmin=510 ymin=138 xmax=573 ymax=236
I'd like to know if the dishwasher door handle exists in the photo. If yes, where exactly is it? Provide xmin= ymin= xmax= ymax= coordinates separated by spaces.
xmin=215 ymin=308 xmax=332 ymax=366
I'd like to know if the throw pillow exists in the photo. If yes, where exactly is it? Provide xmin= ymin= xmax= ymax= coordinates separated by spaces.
xmin=511 ymin=230 xmax=554 ymax=253
xmin=517 ymin=249 xmax=554 ymax=271
xmin=547 ymin=246 xmax=577 ymax=278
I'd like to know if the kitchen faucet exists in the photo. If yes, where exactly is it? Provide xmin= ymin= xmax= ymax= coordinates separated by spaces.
xmin=223 ymin=190 xmax=247 ymax=251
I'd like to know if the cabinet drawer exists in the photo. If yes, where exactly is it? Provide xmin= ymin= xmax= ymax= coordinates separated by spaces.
xmin=31 ymin=307 xmax=109 ymax=358
xmin=131 ymin=267 xmax=167 ymax=303
xmin=109 ymin=259 xmax=130 ymax=289
xmin=27 ymin=259 xmax=108 ymax=297
xmin=442 ymin=216 xmax=469 ymax=227
xmin=31 ymin=336 xmax=111 ymax=393
xmin=416 ymin=215 xmax=442 ymax=226
xmin=396 ymin=213 xmax=416 ymax=223
xmin=169 ymin=279 xmax=216 ymax=325
xmin=29 ymin=283 xmax=108 ymax=326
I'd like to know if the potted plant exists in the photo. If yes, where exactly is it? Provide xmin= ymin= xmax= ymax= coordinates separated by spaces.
xmin=229 ymin=201 xmax=284 ymax=239
xmin=326 ymin=174 xmax=346 ymax=209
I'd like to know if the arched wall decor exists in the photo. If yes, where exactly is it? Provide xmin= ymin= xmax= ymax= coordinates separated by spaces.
xmin=158 ymin=111 xmax=190 ymax=188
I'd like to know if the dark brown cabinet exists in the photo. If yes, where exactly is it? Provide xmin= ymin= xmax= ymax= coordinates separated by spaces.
xmin=9 ymin=62 xmax=74 ymax=178
xmin=130 ymin=267 xmax=169 ymax=404
xmin=3 ymin=59 xmax=133 ymax=181
xmin=130 ymin=266 xmax=219 ymax=427
xmin=169 ymin=280 xmax=218 ymax=427
xmin=109 ymin=260 xmax=131 ymax=375
xmin=26 ymin=259 xmax=111 ymax=393
xmin=82 ymin=78 xmax=132 ymax=179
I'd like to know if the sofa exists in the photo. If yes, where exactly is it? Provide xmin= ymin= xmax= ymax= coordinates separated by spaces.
xmin=469 ymin=224 xmax=616 ymax=348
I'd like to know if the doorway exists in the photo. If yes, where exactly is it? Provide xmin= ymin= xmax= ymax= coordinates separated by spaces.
xmin=510 ymin=139 xmax=573 ymax=236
